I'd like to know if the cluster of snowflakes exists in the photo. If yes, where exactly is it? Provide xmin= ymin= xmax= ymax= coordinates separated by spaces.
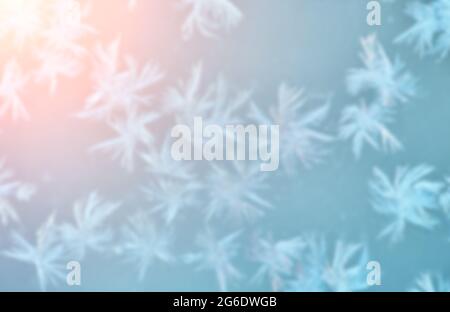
xmin=0 ymin=0 xmax=450 ymax=292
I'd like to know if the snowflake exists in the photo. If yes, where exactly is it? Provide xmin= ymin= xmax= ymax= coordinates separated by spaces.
xmin=285 ymin=235 xmax=328 ymax=292
xmin=3 ymin=214 xmax=66 ymax=291
xmin=396 ymin=0 xmax=450 ymax=59
xmin=90 ymin=110 xmax=159 ymax=172
xmin=339 ymin=100 xmax=401 ymax=158
xmin=142 ymin=176 xmax=201 ymax=225
xmin=117 ymin=211 xmax=173 ymax=281
xmin=322 ymin=240 xmax=369 ymax=292
xmin=439 ymin=177 xmax=450 ymax=216
xmin=180 ymin=0 xmax=243 ymax=40
xmin=42 ymin=0 xmax=95 ymax=56
xmin=0 ymin=160 xmax=35 ymax=226
xmin=285 ymin=236 xmax=369 ymax=292
xmin=369 ymin=165 xmax=443 ymax=242
xmin=251 ymin=234 xmax=304 ymax=291
xmin=347 ymin=34 xmax=416 ymax=106
xmin=0 ymin=59 xmax=29 ymax=121
xmin=184 ymin=229 xmax=241 ymax=291
xmin=204 ymin=162 xmax=271 ymax=222
xmin=59 ymin=192 xmax=120 ymax=260
xmin=0 ymin=0 xmax=43 ymax=48
xmin=164 ymin=63 xmax=249 ymax=126
xmin=34 ymin=50 xmax=82 ymax=95
xmin=410 ymin=273 xmax=450 ymax=292
xmin=251 ymin=83 xmax=332 ymax=173
xmin=79 ymin=38 xmax=164 ymax=121
xmin=141 ymin=135 xmax=196 ymax=181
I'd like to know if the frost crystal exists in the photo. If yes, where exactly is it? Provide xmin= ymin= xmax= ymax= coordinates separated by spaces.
xmin=397 ymin=0 xmax=450 ymax=59
xmin=347 ymin=34 xmax=416 ymax=106
xmin=204 ymin=162 xmax=271 ymax=222
xmin=0 ymin=160 xmax=35 ymax=226
xmin=252 ymin=235 xmax=304 ymax=291
xmin=339 ymin=101 xmax=401 ymax=158
xmin=3 ymin=214 xmax=66 ymax=291
xmin=370 ymin=165 xmax=443 ymax=242
xmin=180 ymin=0 xmax=243 ymax=40
xmin=251 ymin=83 xmax=332 ymax=172
xmin=410 ymin=273 xmax=450 ymax=292
xmin=184 ymin=229 xmax=241 ymax=291
xmin=0 ymin=60 xmax=29 ymax=121
xmin=59 ymin=192 xmax=120 ymax=260
xmin=118 ymin=211 xmax=173 ymax=281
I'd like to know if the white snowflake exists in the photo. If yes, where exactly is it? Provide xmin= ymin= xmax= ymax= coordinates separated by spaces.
xmin=184 ymin=229 xmax=242 ymax=291
xmin=251 ymin=83 xmax=332 ymax=172
xmin=117 ymin=211 xmax=173 ymax=281
xmin=339 ymin=100 xmax=402 ymax=158
xmin=0 ymin=59 xmax=29 ymax=121
xmin=80 ymin=38 xmax=164 ymax=121
xmin=0 ymin=160 xmax=35 ymax=226
xmin=59 ymin=192 xmax=120 ymax=260
xmin=410 ymin=273 xmax=450 ymax=292
xmin=180 ymin=0 xmax=243 ymax=40
xmin=204 ymin=162 xmax=271 ymax=222
xmin=347 ymin=34 xmax=416 ymax=106
xmin=323 ymin=240 xmax=369 ymax=292
xmin=90 ymin=110 xmax=159 ymax=172
xmin=370 ymin=165 xmax=443 ymax=242
xmin=3 ymin=214 xmax=66 ymax=291
xmin=252 ymin=234 xmax=304 ymax=291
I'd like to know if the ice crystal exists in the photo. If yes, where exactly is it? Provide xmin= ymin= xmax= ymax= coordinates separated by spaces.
xmin=0 ymin=0 xmax=42 ymax=48
xmin=410 ymin=273 xmax=450 ymax=292
xmin=347 ymin=34 xmax=416 ymax=106
xmin=204 ymin=162 xmax=271 ymax=222
xmin=322 ymin=241 xmax=369 ymax=292
xmin=0 ymin=160 xmax=35 ymax=226
xmin=90 ymin=110 xmax=159 ymax=172
xmin=3 ymin=214 xmax=66 ymax=291
xmin=184 ymin=229 xmax=241 ymax=291
xmin=251 ymin=83 xmax=332 ymax=172
xmin=251 ymin=234 xmax=304 ymax=291
xmin=0 ymin=59 xmax=29 ymax=121
xmin=180 ymin=0 xmax=243 ymax=40
xmin=396 ymin=0 xmax=450 ymax=59
xmin=339 ymin=101 xmax=401 ymax=158
xmin=117 ymin=211 xmax=173 ymax=281
xmin=59 ymin=192 xmax=120 ymax=260
xmin=369 ymin=165 xmax=443 ymax=242
xmin=80 ymin=38 xmax=164 ymax=121
xmin=285 ymin=236 xmax=328 ymax=292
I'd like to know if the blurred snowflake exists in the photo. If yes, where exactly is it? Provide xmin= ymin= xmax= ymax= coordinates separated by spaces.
xmin=0 ymin=160 xmax=35 ymax=226
xmin=251 ymin=234 xmax=304 ymax=291
xmin=59 ymin=192 xmax=120 ymax=260
xmin=323 ymin=240 xmax=369 ymax=292
xmin=347 ymin=34 xmax=416 ymax=106
xmin=410 ymin=273 xmax=450 ymax=292
xmin=339 ymin=100 xmax=401 ymax=158
xmin=0 ymin=59 xmax=29 ymax=121
xmin=3 ymin=214 xmax=66 ymax=291
xmin=251 ymin=83 xmax=333 ymax=173
xmin=370 ymin=165 xmax=443 ymax=242
xmin=116 ymin=211 xmax=174 ymax=281
xmin=79 ymin=38 xmax=164 ymax=121
xmin=184 ymin=229 xmax=241 ymax=291
xmin=396 ymin=0 xmax=450 ymax=59
xmin=204 ymin=162 xmax=271 ymax=223
xmin=180 ymin=0 xmax=243 ymax=40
